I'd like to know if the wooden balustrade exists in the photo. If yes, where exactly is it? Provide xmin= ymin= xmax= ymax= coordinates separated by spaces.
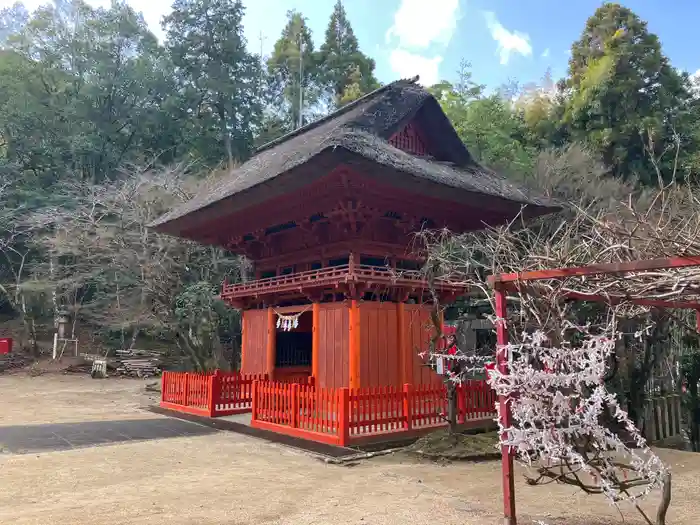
xmin=220 ymin=264 xmax=463 ymax=300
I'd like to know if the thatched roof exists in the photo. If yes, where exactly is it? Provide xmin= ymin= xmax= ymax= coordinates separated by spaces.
xmin=151 ymin=77 xmax=556 ymax=234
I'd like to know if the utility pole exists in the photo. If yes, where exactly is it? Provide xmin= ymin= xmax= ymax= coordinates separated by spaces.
xmin=298 ymin=35 xmax=304 ymax=129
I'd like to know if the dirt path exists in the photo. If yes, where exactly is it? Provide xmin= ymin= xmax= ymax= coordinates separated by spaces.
xmin=0 ymin=374 xmax=159 ymax=426
xmin=0 ymin=374 xmax=698 ymax=525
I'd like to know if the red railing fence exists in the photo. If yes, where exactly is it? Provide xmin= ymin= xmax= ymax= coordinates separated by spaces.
xmin=250 ymin=380 xmax=496 ymax=446
xmin=161 ymin=370 xmax=267 ymax=417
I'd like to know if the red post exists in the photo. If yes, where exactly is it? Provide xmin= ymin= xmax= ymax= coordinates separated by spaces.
xmin=338 ymin=387 xmax=350 ymax=446
xmin=161 ymin=371 xmax=167 ymax=404
xmin=291 ymin=383 xmax=299 ymax=428
xmin=403 ymin=383 xmax=413 ymax=430
xmin=208 ymin=370 xmax=220 ymax=417
xmin=495 ymin=286 xmax=516 ymax=525
xmin=251 ymin=380 xmax=259 ymax=422
xmin=183 ymin=373 xmax=190 ymax=407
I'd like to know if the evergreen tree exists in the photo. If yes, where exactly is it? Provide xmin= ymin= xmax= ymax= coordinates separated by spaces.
xmin=267 ymin=10 xmax=319 ymax=129
xmin=317 ymin=0 xmax=379 ymax=107
xmin=563 ymin=3 xmax=691 ymax=184
xmin=164 ymin=0 xmax=263 ymax=168
xmin=0 ymin=2 xmax=28 ymax=45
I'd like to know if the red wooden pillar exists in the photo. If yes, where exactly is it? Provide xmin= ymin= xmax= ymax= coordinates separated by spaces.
xmin=312 ymin=302 xmax=320 ymax=381
xmin=240 ymin=311 xmax=247 ymax=372
xmin=495 ymin=286 xmax=516 ymax=525
xmin=349 ymin=300 xmax=360 ymax=389
xmin=338 ymin=387 xmax=350 ymax=446
xmin=266 ymin=307 xmax=276 ymax=380
xmin=208 ymin=370 xmax=220 ymax=417
xmin=397 ymin=301 xmax=407 ymax=384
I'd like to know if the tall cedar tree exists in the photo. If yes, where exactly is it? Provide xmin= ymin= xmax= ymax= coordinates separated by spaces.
xmin=564 ymin=3 xmax=691 ymax=184
xmin=164 ymin=0 xmax=263 ymax=169
xmin=267 ymin=10 xmax=318 ymax=129
xmin=317 ymin=0 xmax=379 ymax=108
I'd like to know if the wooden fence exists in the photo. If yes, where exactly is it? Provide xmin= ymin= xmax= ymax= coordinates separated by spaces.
xmin=251 ymin=380 xmax=497 ymax=446
xmin=160 ymin=370 xmax=267 ymax=417
xmin=643 ymin=394 xmax=683 ymax=442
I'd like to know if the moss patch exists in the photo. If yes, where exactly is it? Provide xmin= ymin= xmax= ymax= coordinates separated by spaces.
xmin=406 ymin=429 xmax=500 ymax=461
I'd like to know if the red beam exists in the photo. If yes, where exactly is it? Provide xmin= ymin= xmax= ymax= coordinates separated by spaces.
xmin=489 ymin=256 xmax=700 ymax=285
xmin=562 ymin=291 xmax=700 ymax=310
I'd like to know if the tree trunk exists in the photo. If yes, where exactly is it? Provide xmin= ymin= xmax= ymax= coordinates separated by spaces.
xmin=447 ymin=381 xmax=458 ymax=435
xmin=217 ymin=105 xmax=234 ymax=171
xmin=655 ymin=471 xmax=672 ymax=525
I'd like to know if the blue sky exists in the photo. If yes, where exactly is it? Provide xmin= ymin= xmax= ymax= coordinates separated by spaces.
xmin=8 ymin=0 xmax=700 ymax=90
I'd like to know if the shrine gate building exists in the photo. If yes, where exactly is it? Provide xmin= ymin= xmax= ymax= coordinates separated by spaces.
xmin=151 ymin=77 xmax=554 ymax=391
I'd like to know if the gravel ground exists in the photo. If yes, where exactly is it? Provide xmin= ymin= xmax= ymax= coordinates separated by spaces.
xmin=0 ymin=374 xmax=698 ymax=525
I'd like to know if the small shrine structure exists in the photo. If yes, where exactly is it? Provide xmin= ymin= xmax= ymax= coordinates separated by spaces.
xmin=151 ymin=77 xmax=554 ymax=392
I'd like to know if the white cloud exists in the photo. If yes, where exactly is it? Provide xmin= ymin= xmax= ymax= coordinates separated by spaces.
xmin=388 ymin=49 xmax=443 ymax=86
xmin=541 ymin=48 xmax=550 ymax=59
xmin=483 ymin=11 xmax=532 ymax=65
xmin=384 ymin=0 xmax=459 ymax=85
xmin=385 ymin=0 xmax=460 ymax=49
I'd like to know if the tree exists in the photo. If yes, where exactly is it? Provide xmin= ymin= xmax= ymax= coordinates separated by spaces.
xmin=420 ymin=174 xmax=700 ymax=523
xmin=317 ymin=0 xmax=378 ymax=108
xmin=267 ymin=10 xmax=320 ymax=129
xmin=514 ymin=69 xmax=569 ymax=149
xmin=0 ymin=1 xmax=28 ymax=45
xmin=164 ymin=0 xmax=263 ymax=169
xmin=4 ymin=0 xmax=186 ymax=184
xmin=563 ymin=3 xmax=691 ymax=184
xmin=429 ymin=62 xmax=537 ymax=175
xmin=30 ymin=166 xmax=244 ymax=369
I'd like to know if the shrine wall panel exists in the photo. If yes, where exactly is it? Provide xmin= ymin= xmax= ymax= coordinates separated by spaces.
xmin=317 ymin=303 xmax=349 ymax=388
xmin=403 ymin=304 xmax=443 ymax=387
xmin=359 ymin=302 xmax=401 ymax=388
xmin=241 ymin=309 xmax=268 ymax=375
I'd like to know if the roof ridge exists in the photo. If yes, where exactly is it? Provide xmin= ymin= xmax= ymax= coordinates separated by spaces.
xmin=253 ymin=75 xmax=420 ymax=155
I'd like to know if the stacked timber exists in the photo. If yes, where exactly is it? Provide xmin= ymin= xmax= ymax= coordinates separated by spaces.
xmin=115 ymin=348 xmax=162 ymax=378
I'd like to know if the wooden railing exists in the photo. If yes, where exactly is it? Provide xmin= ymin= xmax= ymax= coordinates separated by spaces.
xmin=161 ymin=370 xmax=268 ymax=417
xmin=221 ymin=264 xmax=464 ymax=300
xmin=251 ymin=380 xmax=497 ymax=446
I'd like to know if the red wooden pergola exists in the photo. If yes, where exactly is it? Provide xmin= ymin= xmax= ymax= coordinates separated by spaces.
xmin=488 ymin=255 xmax=700 ymax=525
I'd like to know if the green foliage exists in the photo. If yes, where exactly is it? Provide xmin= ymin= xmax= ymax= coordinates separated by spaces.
xmin=267 ymin=10 xmax=319 ymax=130
xmin=430 ymin=63 xmax=536 ymax=175
xmin=164 ymin=0 xmax=263 ymax=168
xmin=563 ymin=2 xmax=692 ymax=184
xmin=2 ymin=1 xmax=188 ymax=185
xmin=317 ymin=0 xmax=379 ymax=108
xmin=174 ymin=281 xmax=239 ymax=371
xmin=0 ymin=2 xmax=28 ymax=44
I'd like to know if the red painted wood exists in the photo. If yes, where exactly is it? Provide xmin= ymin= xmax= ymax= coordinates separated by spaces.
xmin=188 ymin=166 xmax=497 ymax=251
xmin=490 ymin=256 xmax=700 ymax=284
xmin=495 ymin=287 xmax=516 ymax=525
xmin=317 ymin=303 xmax=350 ymax=388
xmin=160 ymin=370 xmax=268 ymax=417
xmin=249 ymin=380 xmax=495 ymax=445
xmin=359 ymin=302 xmax=400 ymax=387
xmin=389 ymin=120 xmax=430 ymax=156
xmin=241 ymin=310 xmax=268 ymax=375
xmin=403 ymin=304 xmax=443 ymax=387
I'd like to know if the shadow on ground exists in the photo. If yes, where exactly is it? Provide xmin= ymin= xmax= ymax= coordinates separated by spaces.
xmin=0 ymin=418 xmax=217 ymax=454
